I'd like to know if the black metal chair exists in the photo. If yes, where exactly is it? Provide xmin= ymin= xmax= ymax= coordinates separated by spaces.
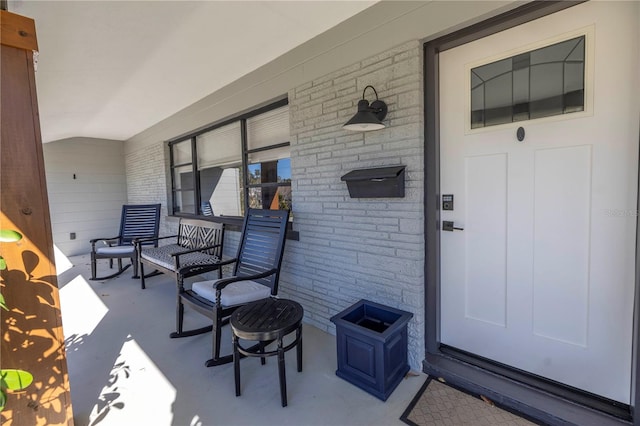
xmin=90 ymin=204 xmax=161 ymax=280
xmin=137 ymin=218 xmax=225 ymax=290
xmin=171 ymin=208 xmax=289 ymax=367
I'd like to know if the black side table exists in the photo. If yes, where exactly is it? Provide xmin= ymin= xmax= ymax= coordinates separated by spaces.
xmin=230 ymin=297 xmax=303 ymax=407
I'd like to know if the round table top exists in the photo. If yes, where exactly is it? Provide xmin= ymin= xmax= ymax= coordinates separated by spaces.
xmin=230 ymin=298 xmax=303 ymax=341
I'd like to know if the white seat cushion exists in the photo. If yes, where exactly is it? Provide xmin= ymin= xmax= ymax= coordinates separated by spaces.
xmin=96 ymin=245 xmax=135 ymax=256
xmin=192 ymin=279 xmax=271 ymax=307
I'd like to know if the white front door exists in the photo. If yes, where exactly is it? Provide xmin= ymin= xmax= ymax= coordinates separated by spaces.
xmin=440 ymin=1 xmax=639 ymax=404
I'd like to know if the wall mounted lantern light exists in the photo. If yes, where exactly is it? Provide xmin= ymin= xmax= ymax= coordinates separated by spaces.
xmin=343 ymin=85 xmax=388 ymax=131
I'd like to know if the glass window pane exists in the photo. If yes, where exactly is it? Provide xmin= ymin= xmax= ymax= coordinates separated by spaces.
xmin=530 ymin=63 xmax=563 ymax=119
xmin=564 ymin=62 xmax=584 ymax=113
xmin=248 ymin=187 xmax=262 ymax=209
xmin=247 ymin=105 xmax=289 ymax=150
xmin=566 ymin=38 xmax=584 ymax=62
xmin=278 ymin=158 xmax=291 ymax=184
xmin=248 ymin=158 xmax=291 ymax=184
xmin=200 ymin=166 xmax=243 ymax=217
xmin=173 ymin=190 xmax=195 ymax=214
xmin=513 ymin=68 xmax=530 ymax=122
xmin=173 ymin=165 xmax=194 ymax=190
xmin=530 ymin=37 xmax=579 ymax=64
xmin=471 ymin=85 xmax=484 ymax=129
xmin=248 ymin=186 xmax=291 ymax=211
xmin=172 ymin=141 xmax=192 ymax=165
xmin=484 ymin=72 xmax=512 ymax=127
xmin=472 ymin=58 xmax=511 ymax=82
xmin=197 ymin=122 xmax=241 ymax=168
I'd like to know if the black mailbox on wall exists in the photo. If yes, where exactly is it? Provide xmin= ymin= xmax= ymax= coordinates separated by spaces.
xmin=340 ymin=165 xmax=405 ymax=198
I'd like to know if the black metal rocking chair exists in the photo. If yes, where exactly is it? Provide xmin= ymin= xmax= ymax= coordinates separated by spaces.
xmin=90 ymin=204 xmax=161 ymax=280
xmin=170 ymin=208 xmax=289 ymax=367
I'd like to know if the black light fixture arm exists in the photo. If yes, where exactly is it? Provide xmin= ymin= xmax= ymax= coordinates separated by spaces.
xmin=362 ymin=85 xmax=379 ymax=101
xmin=360 ymin=85 xmax=387 ymax=121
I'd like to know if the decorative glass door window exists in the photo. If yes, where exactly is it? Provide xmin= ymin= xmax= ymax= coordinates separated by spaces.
xmin=471 ymin=35 xmax=585 ymax=129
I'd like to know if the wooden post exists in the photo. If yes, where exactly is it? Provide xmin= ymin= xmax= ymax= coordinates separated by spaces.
xmin=1 ymin=10 xmax=74 ymax=425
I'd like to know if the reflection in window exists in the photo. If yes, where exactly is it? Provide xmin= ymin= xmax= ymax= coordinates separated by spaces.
xmin=247 ymin=159 xmax=292 ymax=210
xmin=471 ymin=36 xmax=585 ymax=129
xmin=197 ymin=122 xmax=243 ymax=216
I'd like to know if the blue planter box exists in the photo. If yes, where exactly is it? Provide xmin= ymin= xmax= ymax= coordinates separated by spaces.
xmin=330 ymin=299 xmax=413 ymax=401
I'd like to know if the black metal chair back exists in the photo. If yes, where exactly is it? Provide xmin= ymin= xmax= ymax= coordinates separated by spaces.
xmin=233 ymin=209 xmax=289 ymax=295
xmin=118 ymin=204 xmax=162 ymax=246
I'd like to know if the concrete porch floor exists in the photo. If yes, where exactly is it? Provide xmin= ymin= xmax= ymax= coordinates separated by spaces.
xmin=57 ymin=254 xmax=426 ymax=426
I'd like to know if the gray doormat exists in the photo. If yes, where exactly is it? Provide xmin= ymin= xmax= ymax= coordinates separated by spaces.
xmin=400 ymin=377 xmax=542 ymax=426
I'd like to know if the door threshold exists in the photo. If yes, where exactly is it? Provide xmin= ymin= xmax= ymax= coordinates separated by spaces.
xmin=423 ymin=353 xmax=631 ymax=426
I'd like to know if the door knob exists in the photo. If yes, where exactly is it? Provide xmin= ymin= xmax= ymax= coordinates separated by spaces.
xmin=442 ymin=221 xmax=464 ymax=231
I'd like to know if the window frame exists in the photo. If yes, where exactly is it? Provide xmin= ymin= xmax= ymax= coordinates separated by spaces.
xmin=167 ymin=97 xmax=291 ymax=221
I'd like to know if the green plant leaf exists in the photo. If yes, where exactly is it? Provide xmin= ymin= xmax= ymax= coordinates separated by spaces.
xmin=0 ymin=256 xmax=5 ymax=270
xmin=0 ymin=369 xmax=33 ymax=391
xmin=0 ymin=294 xmax=7 ymax=311
xmin=0 ymin=389 xmax=6 ymax=412
xmin=0 ymin=230 xmax=22 ymax=243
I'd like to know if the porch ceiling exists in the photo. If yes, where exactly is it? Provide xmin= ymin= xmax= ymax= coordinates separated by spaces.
xmin=7 ymin=0 xmax=376 ymax=143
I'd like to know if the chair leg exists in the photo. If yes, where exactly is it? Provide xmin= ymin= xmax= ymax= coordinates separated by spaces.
xmin=90 ymin=256 xmax=132 ymax=281
xmin=90 ymin=253 xmax=97 ymax=280
xmin=212 ymin=312 xmax=222 ymax=361
xmin=176 ymin=296 xmax=184 ymax=334
xmin=233 ymin=333 xmax=241 ymax=397
xmin=296 ymin=326 xmax=303 ymax=373
xmin=140 ymin=262 xmax=146 ymax=289
xmin=259 ymin=341 xmax=266 ymax=365
xmin=278 ymin=338 xmax=287 ymax=407
xmin=204 ymin=311 xmax=233 ymax=367
xmin=170 ymin=290 xmax=213 ymax=339
xmin=131 ymin=255 xmax=139 ymax=279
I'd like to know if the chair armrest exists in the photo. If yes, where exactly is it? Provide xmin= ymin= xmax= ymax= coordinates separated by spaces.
xmin=90 ymin=236 xmax=120 ymax=249
xmin=90 ymin=236 xmax=120 ymax=243
xmin=211 ymin=268 xmax=278 ymax=304
xmin=134 ymin=234 xmax=178 ymax=252
xmin=213 ymin=268 xmax=277 ymax=290
xmin=176 ymin=256 xmax=236 ymax=277
xmin=135 ymin=234 xmax=178 ymax=245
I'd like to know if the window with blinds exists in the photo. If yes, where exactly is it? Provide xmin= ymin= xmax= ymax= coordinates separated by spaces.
xmin=168 ymin=99 xmax=291 ymax=218
xmin=246 ymin=105 xmax=291 ymax=212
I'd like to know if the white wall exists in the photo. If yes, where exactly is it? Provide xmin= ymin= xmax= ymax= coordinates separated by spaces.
xmin=44 ymin=137 xmax=127 ymax=256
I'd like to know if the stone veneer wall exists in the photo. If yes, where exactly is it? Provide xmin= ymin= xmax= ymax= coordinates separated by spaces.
xmin=282 ymin=40 xmax=425 ymax=369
